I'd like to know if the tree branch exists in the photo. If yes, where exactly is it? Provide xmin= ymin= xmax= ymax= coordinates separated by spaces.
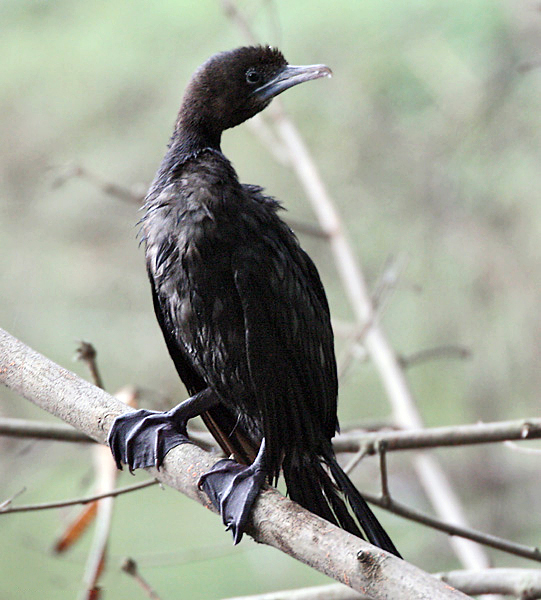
xmin=222 ymin=568 xmax=541 ymax=599
xmin=436 ymin=568 xmax=541 ymax=598
xmin=0 ymin=327 xmax=471 ymax=599
xmin=0 ymin=479 xmax=157 ymax=514
xmin=0 ymin=416 xmax=93 ymax=442
xmin=361 ymin=491 xmax=541 ymax=563
xmin=3 ymin=415 xmax=539 ymax=454
xmin=0 ymin=416 xmax=216 ymax=450
xmin=332 ymin=418 xmax=541 ymax=454
xmin=121 ymin=558 xmax=163 ymax=600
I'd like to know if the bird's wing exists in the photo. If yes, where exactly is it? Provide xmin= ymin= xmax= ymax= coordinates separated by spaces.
xmin=149 ymin=270 xmax=258 ymax=465
xmin=231 ymin=237 xmax=338 ymax=477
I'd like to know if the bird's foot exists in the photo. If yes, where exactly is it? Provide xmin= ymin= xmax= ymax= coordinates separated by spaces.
xmin=108 ymin=408 xmax=189 ymax=472
xmin=199 ymin=459 xmax=267 ymax=544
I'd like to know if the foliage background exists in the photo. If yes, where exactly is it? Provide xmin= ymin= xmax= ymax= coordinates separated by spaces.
xmin=1 ymin=0 xmax=541 ymax=598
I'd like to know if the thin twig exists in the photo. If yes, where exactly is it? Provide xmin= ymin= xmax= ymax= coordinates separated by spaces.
xmin=286 ymin=216 xmax=329 ymax=239
xmin=338 ymin=256 xmax=408 ymax=379
xmin=221 ymin=0 xmax=258 ymax=44
xmin=52 ymin=163 xmax=145 ymax=204
xmin=75 ymin=341 xmax=105 ymax=390
xmin=504 ymin=440 xmax=541 ymax=455
xmin=377 ymin=441 xmax=390 ymax=505
xmin=362 ymin=490 xmax=541 ymax=563
xmin=370 ymin=254 xmax=409 ymax=315
xmin=343 ymin=446 xmax=369 ymax=475
xmin=0 ymin=479 xmax=158 ymax=514
xmin=0 ymin=487 xmax=26 ymax=511
xmin=80 ymin=443 xmax=118 ymax=599
xmin=399 ymin=345 xmax=471 ymax=368
xmin=223 ymin=584 xmax=369 ymax=600
xmin=56 ymin=161 xmax=325 ymax=241
xmin=121 ymin=558 xmax=163 ymax=600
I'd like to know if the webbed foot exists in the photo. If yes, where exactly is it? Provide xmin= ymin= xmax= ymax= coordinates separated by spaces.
xmin=108 ymin=408 xmax=189 ymax=472
xmin=199 ymin=458 xmax=267 ymax=544
xmin=108 ymin=389 xmax=218 ymax=472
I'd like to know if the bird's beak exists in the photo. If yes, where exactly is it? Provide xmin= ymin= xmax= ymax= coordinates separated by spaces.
xmin=253 ymin=64 xmax=332 ymax=102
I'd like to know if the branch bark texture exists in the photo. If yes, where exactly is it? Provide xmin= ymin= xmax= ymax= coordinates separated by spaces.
xmin=0 ymin=327 xmax=470 ymax=600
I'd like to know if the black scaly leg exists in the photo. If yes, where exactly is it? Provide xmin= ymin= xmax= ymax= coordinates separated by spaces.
xmin=199 ymin=438 xmax=267 ymax=544
xmin=108 ymin=388 xmax=218 ymax=471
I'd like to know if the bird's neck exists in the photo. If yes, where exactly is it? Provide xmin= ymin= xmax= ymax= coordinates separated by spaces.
xmin=154 ymin=117 xmax=223 ymax=184
xmin=171 ymin=107 xmax=222 ymax=157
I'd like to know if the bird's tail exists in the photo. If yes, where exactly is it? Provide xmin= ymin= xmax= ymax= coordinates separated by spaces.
xmin=282 ymin=447 xmax=401 ymax=558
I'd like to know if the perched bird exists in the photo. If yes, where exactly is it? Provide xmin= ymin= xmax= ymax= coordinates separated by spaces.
xmin=108 ymin=45 xmax=400 ymax=557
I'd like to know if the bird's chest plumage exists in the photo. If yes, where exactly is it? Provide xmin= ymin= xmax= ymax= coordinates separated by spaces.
xmin=143 ymin=178 xmax=259 ymax=408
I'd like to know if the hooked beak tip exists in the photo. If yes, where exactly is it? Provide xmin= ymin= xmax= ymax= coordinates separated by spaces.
xmin=254 ymin=63 xmax=333 ymax=101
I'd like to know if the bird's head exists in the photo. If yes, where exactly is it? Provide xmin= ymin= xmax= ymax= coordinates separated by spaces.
xmin=176 ymin=46 xmax=331 ymax=146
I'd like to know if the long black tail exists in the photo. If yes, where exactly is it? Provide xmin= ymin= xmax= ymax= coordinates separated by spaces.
xmin=282 ymin=447 xmax=401 ymax=558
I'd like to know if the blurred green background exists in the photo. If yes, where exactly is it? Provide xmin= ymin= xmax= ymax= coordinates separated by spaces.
xmin=1 ymin=0 xmax=541 ymax=598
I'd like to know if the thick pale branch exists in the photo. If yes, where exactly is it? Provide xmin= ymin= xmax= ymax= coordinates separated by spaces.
xmin=0 ymin=328 xmax=470 ymax=599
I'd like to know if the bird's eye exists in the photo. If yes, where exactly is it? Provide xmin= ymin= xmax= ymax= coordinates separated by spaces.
xmin=245 ymin=69 xmax=261 ymax=85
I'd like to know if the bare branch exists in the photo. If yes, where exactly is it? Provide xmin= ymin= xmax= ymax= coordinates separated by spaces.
xmin=52 ymin=163 xmax=145 ymax=205
xmin=0 ymin=327 xmax=471 ymax=599
xmin=0 ymin=417 xmax=93 ymax=442
xmin=504 ymin=440 xmax=541 ymax=456
xmin=0 ymin=416 xmax=217 ymax=451
xmin=222 ymin=569 xmax=541 ymax=599
xmin=75 ymin=341 xmax=105 ymax=390
xmin=80 ymin=443 xmax=118 ymax=596
xmin=332 ymin=418 xmax=541 ymax=454
xmin=399 ymin=346 xmax=471 ymax=368
xmin=223 ymin=584 xmax=369 ymax=600
xmin=0 ymin=487 xmax=26 ymax=511
xmin=436 ymin=568 xmax=541 ymax=598
xmin=362 ymin=490 xmax=541 ymax=563
xmin=1 ymin=479 xmax=158 ymax=514
xmin=221 ymin=0 xmax=258 ymax=44
xmin=121 ymin=558 xmax=163 ymax=600
xmin=3 ymin=413 xmax=539 ymax=457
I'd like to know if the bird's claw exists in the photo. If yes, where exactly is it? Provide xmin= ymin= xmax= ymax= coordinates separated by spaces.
xmin=199 ymin=458 xmax=266 ymax=544
xmin=108 ymin=409 xmax=190 ymax=472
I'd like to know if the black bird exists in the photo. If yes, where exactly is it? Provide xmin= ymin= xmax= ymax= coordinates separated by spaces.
xmin=108 ymin=46 xmax=400 ymax=557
